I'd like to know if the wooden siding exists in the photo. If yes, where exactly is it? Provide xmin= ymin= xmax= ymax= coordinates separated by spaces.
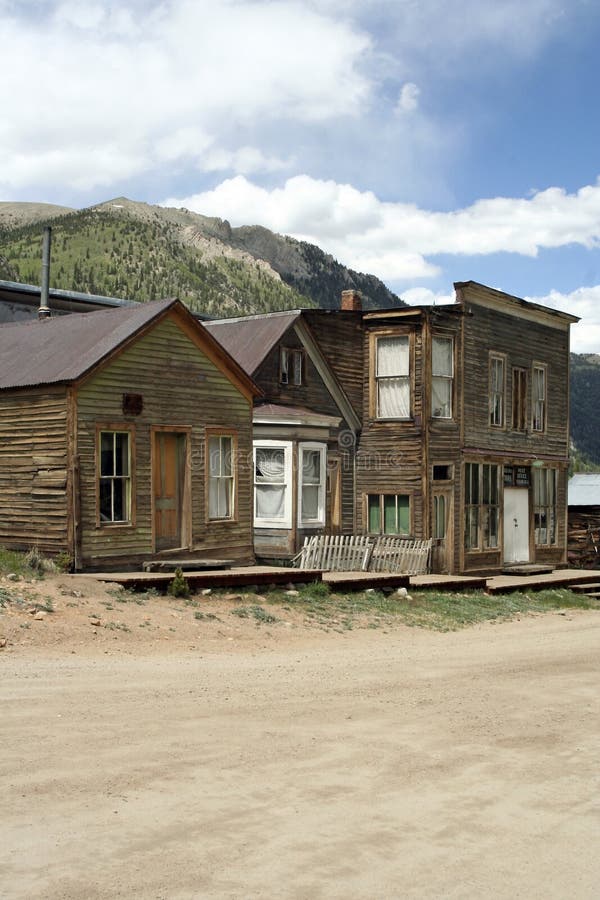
xmin=0 ymin=385 xmax=70 ymax=553
xmin=303 ymin=310 xmax=364 ymax=419
xmin=76 ymin=314 xmax=254 ymax=569
xmin=461 ymin=298 xmax=570 ymax=458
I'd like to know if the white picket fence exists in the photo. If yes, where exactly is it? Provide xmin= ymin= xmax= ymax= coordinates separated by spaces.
xmin=294 ymin=534 xmax=432 ymax=575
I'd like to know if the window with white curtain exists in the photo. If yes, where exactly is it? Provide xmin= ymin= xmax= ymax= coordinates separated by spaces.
xmin=375 ymin=335 xmax=410 ymax=419
xmin=432 ymin=336 xmax=453 ymax=418
xmin=254 ymin=441 xmax=292 ymax=528
xmin=298 ymin=443 xmax=326 ymax=526
xmin=208 ymin=434 xmax=234 ymax=519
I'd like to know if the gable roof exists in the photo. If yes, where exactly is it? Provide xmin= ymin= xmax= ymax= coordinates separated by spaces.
xmin=204 ymin=311 xmax=302 ymax=374
xmin=0 ymin=297 xmax=260 ymax=398
xmin=568 ymin=473 xmax=600 ymax=506
xmin=205 ymin=310 xmax=361 ymax=432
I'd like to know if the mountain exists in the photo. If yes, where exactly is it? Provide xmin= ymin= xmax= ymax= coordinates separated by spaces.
xmin=570 ymin=353 xmax=600 ymax=468
xmin=0 ymin=197 xmax=404 ymax=317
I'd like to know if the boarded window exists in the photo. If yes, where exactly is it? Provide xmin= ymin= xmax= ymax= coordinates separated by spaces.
xmin=280 ymin=348 xmax=304 ymax=385
xmin=367 ymin=494 xmax=410 ymax=535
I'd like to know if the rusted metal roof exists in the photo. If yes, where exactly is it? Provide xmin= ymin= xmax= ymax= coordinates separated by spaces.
xmin=0 ymin=297 xmax=183 ymax=390
xmin=253 ymin=402 xmax=340 ymax=428
xmin=204 ymin=311 xmax=301 ymax=374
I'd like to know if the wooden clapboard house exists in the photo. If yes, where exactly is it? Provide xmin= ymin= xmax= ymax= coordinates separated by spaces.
xmin=357 ymin=282 xmax=578 ymax=574
xmin=205 ymin=295 xmax=363 ymax=561
xmin=0 ymin=297 xmax=259 ymax=570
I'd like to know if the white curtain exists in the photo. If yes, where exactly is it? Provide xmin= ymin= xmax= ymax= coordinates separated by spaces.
xmin=432 ymin=338 xmax=452 ymax=376
xmin=255 ymin=448 xmax=285 ymax=481
xmin=378 ymin=378 xmax=410 ymax=418
xmin=255 ymin=447 xmax=287 ymax=520
xmin=256 ymin=485 xmax=286 ymax=519
xmin=377 ymin=336 xmax=409 ymax=376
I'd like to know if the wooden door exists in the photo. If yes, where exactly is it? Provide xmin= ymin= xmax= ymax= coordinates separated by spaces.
xmin=326 ymin=457 xmax=342 ymax=533
xmin=432 ymin=489 xmax=452 ymax=573
xmin=153 ymin=432 xmax=185 ymax=551
xmin=503 ymin=487 xmax=530 ymax=563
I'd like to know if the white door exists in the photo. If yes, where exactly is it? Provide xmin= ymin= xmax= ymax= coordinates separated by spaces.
xmin=503 ymin=487 xmax=530 ymax=563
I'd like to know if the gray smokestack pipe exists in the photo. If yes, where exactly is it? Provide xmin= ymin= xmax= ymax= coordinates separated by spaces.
xmin=39 ymin=226 xmax=51 ymax=319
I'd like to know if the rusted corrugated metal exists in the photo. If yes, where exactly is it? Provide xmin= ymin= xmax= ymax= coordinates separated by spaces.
xmin=205 ymin=311 xmax=301 ymax=374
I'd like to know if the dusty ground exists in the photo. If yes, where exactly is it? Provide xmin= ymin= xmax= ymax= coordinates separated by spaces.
xmin=1 ymin=572 xmax=599 ymax=899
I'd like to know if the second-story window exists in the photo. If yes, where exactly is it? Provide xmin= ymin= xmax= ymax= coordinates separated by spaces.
xmin=280 ymin=348 xmax=303 ymax=386
xmin=489 ymin=355 xmax=505 ymax=427
xmin=376 ymin=335 xmax=410 ymax=419
xmin=532 ymin=365 xmax=546 ymax=432
xmin=512 ymin=367 xmax=528 ymax=432
xmin=432 ymin=337 xmax=453 ymax=418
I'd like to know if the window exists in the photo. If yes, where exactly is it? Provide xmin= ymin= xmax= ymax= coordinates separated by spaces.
xmin=512 ymin=368 xmax=527 ymax=431
xmin=208 ymin=435 xmax=234 ymax=519
xmin=280 ymin=348 xmax=303 ymax=386
xmin=489 ymin=355 xmax=505 ymax=427
xmin=298 ymin=443 xmax=326 ymax=526
xmin=433 ymin=464 xmax=453 ymax=481
xmin=99 ymin=431 xmax=131 ymax=524
xmin=433 ymin=494 xmax=447 ymax=540
xmin=375 ymin=335 xmax=410 ymax=419
xmin=254 ymin=441 xmax=292 ymax=528
xmin=532 ymin=365 xmax=546 ymax=432
xmin=432 ymin=337 xmax=453 ymax=418
xmin=533 ymin=468 xmax=557 ymax=545
xmin=464 ymin=463 xmax=499 ymax=550
xmin=367 ymin=494 xmax=410 ymax=535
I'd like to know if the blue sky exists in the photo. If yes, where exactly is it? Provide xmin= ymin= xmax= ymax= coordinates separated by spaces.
xmin=1 ymin=0 xmax=600 ymax=352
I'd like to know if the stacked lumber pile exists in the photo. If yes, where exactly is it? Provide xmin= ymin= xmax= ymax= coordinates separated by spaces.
xmin=567 ymin=508 xmax=600 ymax=569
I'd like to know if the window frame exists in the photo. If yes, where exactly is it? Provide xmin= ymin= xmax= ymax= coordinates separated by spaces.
xmin=431 ymin=335 xmax=454 ymax=419
xmin=532 ymin=363 xmax=547 ymax=433
xmin=489 ymin=353 xmax=506 ymax=428
xmin=464 ymin=462 xmax=500 ymax=552
xmin=371 ymin=331 xmax=412 ymax=421
xmin=96 ymin=425 xmax=135 ymax=528
xmin=297 ymin=442 xmax=327 ymax=527
xmin=279 ymin=347 xmax=304 ymax=386
xmin=365 ymin=493 xmax=411 ymax=536
xmin=533 ymin=467 xmax=557 ymax=546
xmin=206 ymin=429 xmax=237 ymax=522
xmin=253 ymin=439 xmax=293 ymax=529
xmin=512 ymin=367 xmax=528 ymax=432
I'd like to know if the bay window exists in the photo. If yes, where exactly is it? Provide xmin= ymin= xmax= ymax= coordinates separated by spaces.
xmin=254 ymin=441 xmax=292 ymax=528
xmin=298 ymin=443 xmax=326 ymax=526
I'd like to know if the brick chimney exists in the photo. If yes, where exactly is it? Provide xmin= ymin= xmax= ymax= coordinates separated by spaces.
xmin=340 ymin=289 xmax=362 ymax=311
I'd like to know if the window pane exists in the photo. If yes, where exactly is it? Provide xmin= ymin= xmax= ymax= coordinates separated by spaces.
xmin=302 ymin=485 xmax=320 ymax=520
xmin=377 ymin=336 xmax=409 ymax=377
xmin=100 ymin=432 xmax=114 ymax=476
xmin=115 ymin=433 xmax=129 ymax=476
xmin=432 ymin=378 xmax=451 ymax=417
xmin=378 ymin=378 xmax=410 ymax=418
xmin=302 ymin=450 xmax=320 ymax=485
xmin=293 ymin=351 xmax=302 ymax=385
xmin=383 ymin=495 xmax=398 ymax=534
xmin=99 ymin=480 xmax=112 ymax=521
xmin=397 ymin=495 xmax=409 ymax=533
xmin=368 ymin=495 xmax=380 ymax=533
xmin=209 ymin=437 xmax=221 ymax=477
xmin=112 ymin=478 xmax=127 ymax=522
xmin=434 ymin=496 xmax=446 ymax=539
xmin=432 ymin=338 xmax=452 ymax=376
xmin=255 ymin=448 xmax=285 ymax=482
xmin=256 ymin=484 xmax=285 ymax=519
xmin=221 ymin=437 xmax=232 ymax=477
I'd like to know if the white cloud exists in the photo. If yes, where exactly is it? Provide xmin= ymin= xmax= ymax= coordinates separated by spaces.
xmin=202 ymin=147 xmax=292 ymax=176
xmin=0 ymin=0 xmax=372 ymax=192
xmin=162 ymin=175 xmax=600 ymax=281
xmin=396 ymin=83 xmax=420 ymax=113
xmin=525 ymin=286 xmax=600 ymax=355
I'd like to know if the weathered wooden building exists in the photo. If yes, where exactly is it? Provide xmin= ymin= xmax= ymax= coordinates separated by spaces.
xmin=567 ymin=473 xmax=600 ymax=568
xmin=356 ymin=282 xmax=578 ymax=573
xmin=205 ymin=298 xmax=362 ymax=561
xmin=0 ymin=298 xmax=259 ymax=570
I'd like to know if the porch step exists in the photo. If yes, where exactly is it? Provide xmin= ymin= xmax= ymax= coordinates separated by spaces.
xmin=142 ymin=558 xmax=235 ymax=572
xmin=570 ymin=583 xmax=600 ymax=595
xmin=500 ymin=564 xmax=554 ymax=576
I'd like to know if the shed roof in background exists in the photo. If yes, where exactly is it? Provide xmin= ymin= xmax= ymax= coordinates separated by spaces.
xmin=568 ymin=473 xmax=600 ymax=506
xmin=204 ymin=311 xmax=302 ymax=374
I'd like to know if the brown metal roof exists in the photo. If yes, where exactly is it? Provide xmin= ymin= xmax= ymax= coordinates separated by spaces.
xmin=204 ymin=311 xmax=301 ymax=374
xmin=0 ymin=297 xmax=182 ymax=390
xmin=253 ymin=402 xmax=341 ymax=427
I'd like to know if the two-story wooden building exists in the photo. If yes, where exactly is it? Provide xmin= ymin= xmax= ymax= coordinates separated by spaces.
xmin=357 ymin=282 xmax=578 ymax=574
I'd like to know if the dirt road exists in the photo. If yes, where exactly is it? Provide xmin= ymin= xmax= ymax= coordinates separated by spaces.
xmin=2 ymin=612 xmax=599 ymax=899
